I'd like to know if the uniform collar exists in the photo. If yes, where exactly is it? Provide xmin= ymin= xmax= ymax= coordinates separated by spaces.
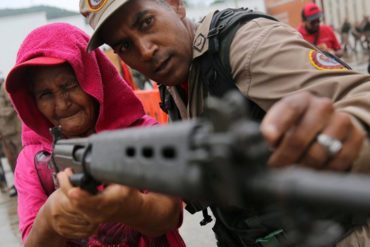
xmin=192 ymin=10 xmax=217 ymax=59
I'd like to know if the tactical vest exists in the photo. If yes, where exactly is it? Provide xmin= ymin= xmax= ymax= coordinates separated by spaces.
xmin=158 ymin=8 xmax=358 ymax=247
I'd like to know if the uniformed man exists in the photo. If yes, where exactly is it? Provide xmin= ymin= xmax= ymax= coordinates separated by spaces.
xmin=80 ymin=0 xmax=370 ymax=246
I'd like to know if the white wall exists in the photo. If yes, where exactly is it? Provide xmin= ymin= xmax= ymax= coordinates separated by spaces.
xmin=48 ymin=15 xmax=111 ymax=50
xmin=319 ymin=0 xmax=370 ymax=29
xmin=0 ymin=12 xmax=116 ymax=79
xmin=0 ymin=12 xmax=47 ymax=77
xmin=47 ymin=15 xmax=93 ymax=36
xmin=186 ymin=0 xmax=266 ymax=22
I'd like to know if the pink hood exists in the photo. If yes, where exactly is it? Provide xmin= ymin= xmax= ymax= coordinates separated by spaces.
xmin=6 ymin=22 xmax=153 ymax=147
xmin=5 ymin=23 xmax=158 ymax=242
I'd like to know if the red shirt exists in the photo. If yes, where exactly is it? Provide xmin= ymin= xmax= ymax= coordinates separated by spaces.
xmin=297 ymin=24 xmax=342 ymax=51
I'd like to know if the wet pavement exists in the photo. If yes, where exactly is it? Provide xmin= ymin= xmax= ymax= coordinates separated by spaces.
xmin=0 ymin=192 xmax=22 ymax=247
xmin=0 ymin=50 xmax=369 ymax=247
xmin=0 ymin=158 xmax=22 ymax=246
xmin=342 ymin=49 xmax=369 ymax=73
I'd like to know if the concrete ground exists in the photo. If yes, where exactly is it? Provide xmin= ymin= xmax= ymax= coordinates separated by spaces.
xmin=0 ymin=49 xmax=368 ymax=247
xmin=0 ymin=158 xmax=22 ymax=247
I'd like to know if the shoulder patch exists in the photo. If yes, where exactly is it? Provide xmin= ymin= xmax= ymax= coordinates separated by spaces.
xmin=194 ymin=34 xmax=206 ymax=52
xmin=309 ymin=50 xmax=347 ymax=71
xmin=87 ymin=0 xmax=107 ymax=11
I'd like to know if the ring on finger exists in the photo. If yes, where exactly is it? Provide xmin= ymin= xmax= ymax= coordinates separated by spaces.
xmin=316 ymin=134 xmax=342 ymax=159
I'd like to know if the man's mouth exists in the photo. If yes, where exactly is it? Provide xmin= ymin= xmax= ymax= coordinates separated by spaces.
xmin=155 ymin=56 xmax=171 ymax=75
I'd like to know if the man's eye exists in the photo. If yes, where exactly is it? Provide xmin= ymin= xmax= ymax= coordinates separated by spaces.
xmin=141 ymin=16 xmax=153 ymax=29
xmin=117 ymin=41 xmax=130 ymax=53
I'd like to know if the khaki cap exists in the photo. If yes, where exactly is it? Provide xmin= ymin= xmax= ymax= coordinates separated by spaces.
xmin=80 ymin=0 xmax=129 ymax=52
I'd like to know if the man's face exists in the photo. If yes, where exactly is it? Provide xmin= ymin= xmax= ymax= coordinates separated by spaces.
xmin=304 ymin=18 xmax=321 ymax=33
xmin=100 ymin=0 xmax=194 ymax=86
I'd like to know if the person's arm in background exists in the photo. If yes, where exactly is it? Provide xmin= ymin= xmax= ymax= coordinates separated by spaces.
xmin=329 ymin=26 xmax=344 ymax=57
xmin=334 ymin=48 xmax=344 ymax=58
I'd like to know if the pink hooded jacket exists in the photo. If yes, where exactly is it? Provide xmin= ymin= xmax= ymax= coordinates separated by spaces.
xmin=6 ymin=23 xmax=184 ymax=247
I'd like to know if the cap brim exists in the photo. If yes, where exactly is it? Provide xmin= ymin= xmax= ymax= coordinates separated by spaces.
xmin=87 ymin=0 xmax=129 ymax=52
xmin=6 ymin=57 xmax=66 ymax=93
xmin=307 ymin=12 xmax=322 ymax=22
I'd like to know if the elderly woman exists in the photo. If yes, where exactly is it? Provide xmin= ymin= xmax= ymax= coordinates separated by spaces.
xmin=5 ymin=23 xmax=185 ymax=247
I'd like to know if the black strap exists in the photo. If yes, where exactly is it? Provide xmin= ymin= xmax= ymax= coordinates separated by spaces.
xmin=158 ymin=84 xmax=183 ymax=121
xmin=200 ymin=8 xmax=273 ymax=121
xmin=313 ymin=28 xmax=320 ymax=46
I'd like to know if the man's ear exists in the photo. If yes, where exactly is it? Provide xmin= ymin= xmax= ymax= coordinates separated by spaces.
xmin=166 ymin=0 xmax=186 ymax=19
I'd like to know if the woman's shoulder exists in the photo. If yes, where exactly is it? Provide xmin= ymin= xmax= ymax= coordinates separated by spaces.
xmin=16 ymin=144 xmax=51 ymax=178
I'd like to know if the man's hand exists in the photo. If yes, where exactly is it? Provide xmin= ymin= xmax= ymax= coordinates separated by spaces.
xmin=260 ymin=92 xmax=365 ymax=171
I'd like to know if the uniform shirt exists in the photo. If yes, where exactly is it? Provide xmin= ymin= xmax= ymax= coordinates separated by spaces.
xmin=186 ymin=12 xmax=370 ymax=246
xmin=159 ymin=11 xmax=370 ymax=246
xmin=297 ymin=24 xmax=342 ymax=51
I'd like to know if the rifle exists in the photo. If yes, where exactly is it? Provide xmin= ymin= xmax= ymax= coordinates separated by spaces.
xmin=50 ymin=91 xmax=370 ymax=246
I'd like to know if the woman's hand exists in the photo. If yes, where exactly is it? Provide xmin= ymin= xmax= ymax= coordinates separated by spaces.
xmin=58 ymin=168 xmax=181 ymax=237
xmin=47 ymin=187 xmax=100 ymax=239
xmin=24 ymin=178 xmax=100 ymax=247
xmin=58 ymin=169 xmax=144 ymax=225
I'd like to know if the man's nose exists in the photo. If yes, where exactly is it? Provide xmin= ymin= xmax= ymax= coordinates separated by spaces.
xmin=137 ymin=38 xmax=156 ymax=60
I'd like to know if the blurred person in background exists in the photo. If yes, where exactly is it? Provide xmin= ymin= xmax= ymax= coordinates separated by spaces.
xmin=352 ymin=21 xmax=365 ymax=52
xmin=297 ymin=2 xmax=343 ymax=58
xmin=360 ymin=16 xmax=370 ymax=50
xmin=340 ymin=18 xmax=353 ymax=53
xmin=0 ymin=71 xmax=22 ymax=197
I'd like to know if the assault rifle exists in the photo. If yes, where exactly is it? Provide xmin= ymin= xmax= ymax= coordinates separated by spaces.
xmin=50 ymin=91 xmax=370 ymax=247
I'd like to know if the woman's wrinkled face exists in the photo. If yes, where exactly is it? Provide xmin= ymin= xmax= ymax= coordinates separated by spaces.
xmin=30 ymin=63 xmax=98 ymax=138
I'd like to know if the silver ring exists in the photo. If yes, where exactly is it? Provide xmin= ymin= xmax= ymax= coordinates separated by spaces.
xmin=316 ymin=134 xmax=342 ymax=158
